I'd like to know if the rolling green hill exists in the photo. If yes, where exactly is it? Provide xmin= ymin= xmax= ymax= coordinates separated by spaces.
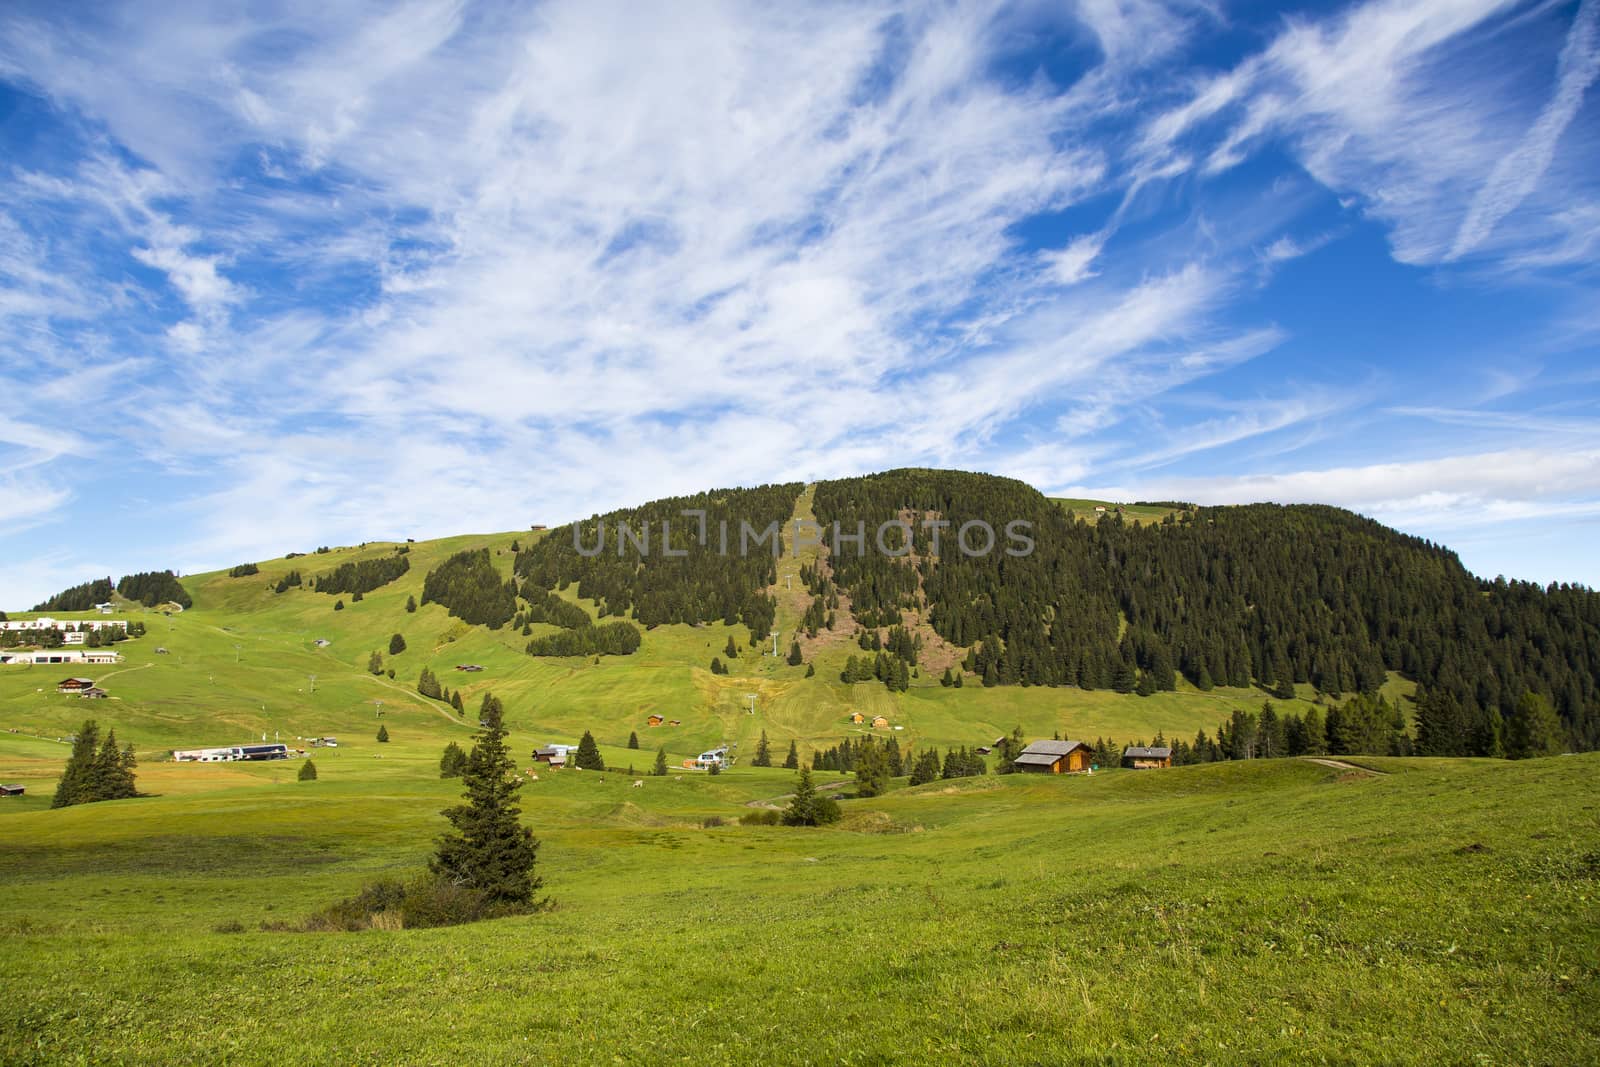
xmin=3 ymin=471 xmax=1599 ymax=1062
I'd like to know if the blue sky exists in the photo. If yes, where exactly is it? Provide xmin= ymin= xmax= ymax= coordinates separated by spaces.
xmin=1 ymin=0 xmax=1597 ymax=609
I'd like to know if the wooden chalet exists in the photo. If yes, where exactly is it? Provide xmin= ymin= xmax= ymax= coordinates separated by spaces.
xmin=646 ymin=714 xmax=664 ymax=727
xmin=1122 ymin=746 xmax=1173 ymax=769
xmin=0 ymin=784 xmax=25 ymax=797
xmin=871 ymin=715 xmax=889 ymax=729
xmin=850 ymin=712 xmax=865 ymax=724
xmin=56 ymin=677 xmax=96 ymax=694
xmin=1014 ymin=739 xmax=1091 ymax=774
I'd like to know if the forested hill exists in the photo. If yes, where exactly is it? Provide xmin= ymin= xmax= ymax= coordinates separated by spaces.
xmin=814 ymin=470 xmax=1598 ymax=751
xmin=24 ymin=470 xmax=1599 ymax=753
xmin=513 ymin=481 xmax=802 ymax=635
xmin=513 ymin=469 xmax=1598 ymax=752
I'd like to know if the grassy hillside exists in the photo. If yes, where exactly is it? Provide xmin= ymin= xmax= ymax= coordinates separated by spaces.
xmin=1051 ymin=496 xmax=1184 ymax=525
xmin=2 ymin=519 xmax=1594 ymax=1063
xmin=1 ymin=525 xmax=1353 ymax=795
xmin=0 ymin=750 xmax=1595 ymax=1063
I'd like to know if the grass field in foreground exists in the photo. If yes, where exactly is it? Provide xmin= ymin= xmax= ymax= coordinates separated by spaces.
xmin=0 ymin=752 xmax=1596 ymax=1064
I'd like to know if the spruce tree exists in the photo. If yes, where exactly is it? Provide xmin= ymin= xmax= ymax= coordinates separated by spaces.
xmin=430 ymin=699 xmax=542 ymax=907
xmin=782 ymin=767 xmax=819 ymax=825
xmin=885 ymin=736 xmax=903 ymax=776
xmin=725 ymin=635 xmax=739 ymax=659
xmin=855 ymin=741 xmax=889 ymax=798
xmin=52 ymin=721 xmax=100 ymax=808
xmin=406 ymin=595 xmax=418 ymax=613
xmin=783 ymin=739 xmax=799 ymax=769
xmin=389 ymin=633 xmax=407 ymax=655
xmin=653 ymin=746 xmax=669 ymax=776
xmin=787 ymin=640 xmax=803 ymax=666
xmin=377 ymin=724 xmax=390 ymax=742
xmin=334 ymin=599 xmax=345 ymax=611
xmin=89 ymin=729 xmax=136 ymax=801
xmin=440 ymin=741 xmax=468 ymax=778
xmin=298 ymin=760 xmax=318 ymax=781
xmin=910 ymin=747 xmax=942 ymax=785
xmin=1506 ymin=691 xmax=1566 ymax=759
xmin=753 ymin=730 xmax=772 ymax=767
xmin=368 ymin=650 xmax=383 ymax=675
xmin=805 ymin=663 xmax=815 ymax=678
xmin=452 ymin=690 xmax=465 ymax=714
xmin=628 ymin=731 xmax=640 ymax=750
xmin=575 ymin=730 xmax=605 ymax=771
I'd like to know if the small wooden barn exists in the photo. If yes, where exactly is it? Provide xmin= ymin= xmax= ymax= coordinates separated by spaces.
xmin=56 ymin=677 xmax=95 ymax=694
xmin=646 ymin=714 xmax=664 ymax=727
xmin=850 ymin=712 xmax=865 ymax=724
xmin=0 ymin=784 xmax=25 ymax=797
xmin=1014 ymin=739 xmax=1091 ymax=774
xmin=871 ymin=716 xmax=889 ymax=729
xmin=1122 ymin=746 xmax=1173 ymax=769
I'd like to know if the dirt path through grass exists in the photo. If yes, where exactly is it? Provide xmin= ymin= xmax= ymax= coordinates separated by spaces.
xmin=1303 ymin=757 xmax=1387 ymax=775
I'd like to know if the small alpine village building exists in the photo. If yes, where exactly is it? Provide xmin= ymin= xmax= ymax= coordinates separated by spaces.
xmin=1122 ymin=746 xmax=1173 ymax=769
xmin=0 ymin=617 xmax=128 ymax=633
xmin=56 ymin=677 xmax=97 ymax=694
xmin=533 ymin=745 xmax=574 ymax=768
xmin=1 ymin=649 xmax=122 ymax=666
xmin=1014 ymin=739 xmax=1092 ymax=774
xmin=689 ymin=747 xmax=729 ymax=770
xmin=172 ymin=744 xmax=290 ymax=763
xmin=0 ymin=784 xmax=25 ymax=797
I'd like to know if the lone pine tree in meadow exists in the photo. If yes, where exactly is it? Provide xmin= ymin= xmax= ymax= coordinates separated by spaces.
xmin=782 ymin=767 xmax=818 ymax=826
xmin=377 ymin=724 xmax=390 ymax=743
xmin=627 ymin=731 xmax=640 ymax=749
xmin=51 ymin=720 xmax=137 ymax=808
xmin=298 ymin=760 xmax=318 ymax=781
xmin=430 ymin=700 xmax=542 ymax=907
xmin=405 ymin=594 xmax=417 ymax=613
xmin=724 ymin=635 xmax=739 ymax=659
xmin=368 ymin=650 xmax=383 ymax=675
xmin=653 ymin=746 xmax=669 ymax=776
xmin=787 ymin=640 xmax=803 ymax=666
xmin=753 ymin=730 xmax=771 ymax=767
xmin=389 ymin=632 xmax=407 ymax=655
xmin=575 ymin=730 xmax=604 ymax=770
xmin=783 ymin=739 xmax=799 ymax=769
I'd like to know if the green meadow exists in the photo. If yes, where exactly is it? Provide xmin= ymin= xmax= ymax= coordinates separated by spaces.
xmin=1 ymin=536 xmax=1596 ymax=1063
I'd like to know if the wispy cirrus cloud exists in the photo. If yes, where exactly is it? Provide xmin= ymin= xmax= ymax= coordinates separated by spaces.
xmin=0 ymin=0 xmax=1595 ymax=607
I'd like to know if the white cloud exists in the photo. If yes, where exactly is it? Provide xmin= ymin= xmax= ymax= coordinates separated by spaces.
xmin=0 ymin=0 xmax=1593 ymax=595
xmin=1140 ymin=0 xmax=1600 ymax=267
xmin=1450 ymin=0 xmax=1599 ymax=258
